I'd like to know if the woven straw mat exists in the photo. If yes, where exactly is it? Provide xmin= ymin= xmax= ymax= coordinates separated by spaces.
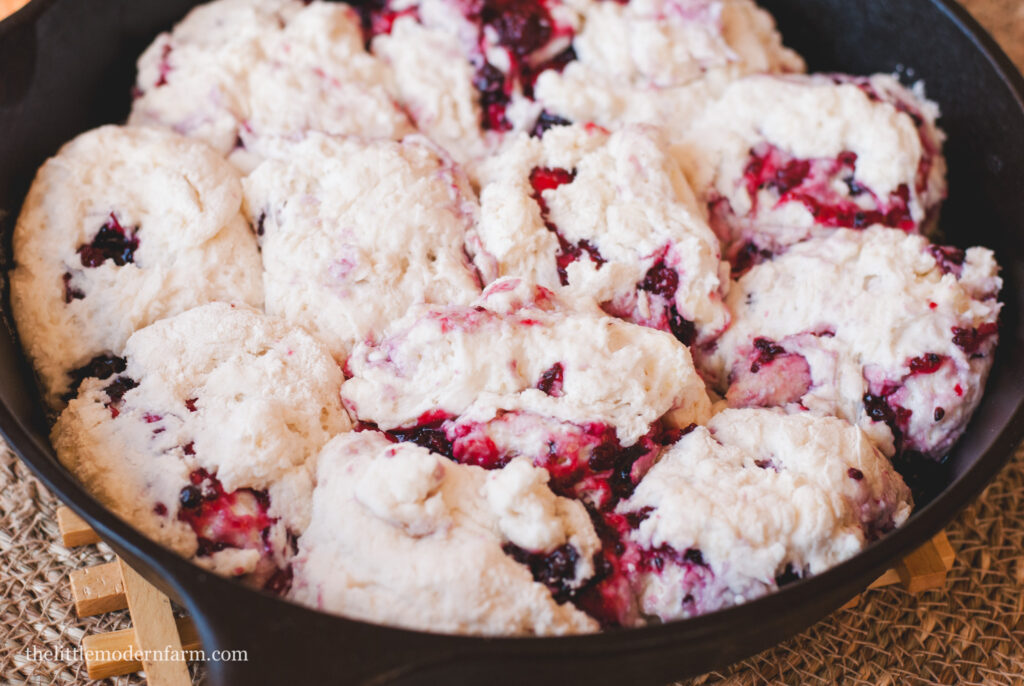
xmin=2 ymin=0 xmax=1023 ymax=683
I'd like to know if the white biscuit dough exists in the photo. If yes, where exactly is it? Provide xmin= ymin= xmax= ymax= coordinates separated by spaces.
xmin=342 ymin=277 xmax=712 ymax=446
xmin=674 ymin=73 xmax=947 ymax=264
xmin=472 ymin=123 xmax=729 ymax=343
xmin=130 ymin=0 xmax=413 ymax=172
xmin=51 ymin=304 xmax=351 ymax=581
xmin=533 ymin=0 xmax=804 ymax=135
xmin=700 ymin=228 xmax=1001 ymax=458
xmin=619 ymin=409 xmax=913 ymax=621
xmin=242 ymin=132 xmax=482 ymax=362
xmin=10 ymin=125 xmax=264 ymax=409
xmin=289 ymin=430 xmax=600 ymax=635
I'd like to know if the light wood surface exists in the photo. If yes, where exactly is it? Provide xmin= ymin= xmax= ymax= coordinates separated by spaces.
xmin=117 ymin=557 xmax=192 ymax=686
xmin=57 ymin=506 xmax=101 ymax=547
xmin=82 ymin=616 xmax=202 ymax=681
xmin=70 ymin=561 xmax=126 ymax=617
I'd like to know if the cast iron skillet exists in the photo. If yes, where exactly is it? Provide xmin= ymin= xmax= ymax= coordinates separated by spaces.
xmin=1 ymin=1 xmax=1023 ymax=683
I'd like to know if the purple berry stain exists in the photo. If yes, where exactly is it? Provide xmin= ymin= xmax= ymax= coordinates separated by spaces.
xmin=77 ymin=213 xmax=139 ymax=268
xmin=742 ymin=144 xmax=915 ymax=232
xmin=502 ymin=542 xmax=581 ymax=603
xmin=177 ymin=468 xmax=275 ymax=557
xmin=537 ymin=362 xmax=565 ymax=397
xmin=531 ymin=110 xmax=572 ymax=138
xmin=637 ymin=258 xmax=696 ymax=346
xmin=62 ymin=273 xmax=85 ymax=303
xmin=529 ymin=166 xmax=606 ymax=285
xmin=749 ymin=337 xmax=786 ymax=373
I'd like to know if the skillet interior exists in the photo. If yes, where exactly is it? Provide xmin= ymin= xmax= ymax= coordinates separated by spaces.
xmin=1 ymin=0 xmax=1023 ymax=683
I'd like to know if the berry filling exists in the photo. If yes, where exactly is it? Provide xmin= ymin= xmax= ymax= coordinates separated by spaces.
xmin=634 ymin=256 xmax=696 ymax=346
xmin=729 ymin=240 xmax=775 ymax=276
xmin=176 ymin=468 xmax=286 ymax=588
xmin=379 ymin=411 xmax=670 ymax=510
xmin=154 ymin=43 xmax=173 ymax=88
xmin=642 ymin=544 xmax=706 ymax=574
xmin=549 ymin=424 xmax=662 ymax=507
xmin=572 ymin=510 xmax=641 ymax=627
xmin=502 ymin=542 xmax=582 ymax=603
xmin=64 ymin=354 xmax=128 ymax=402
xmin=536 ymin=362 xmax=564 ymax=396
xmin=381 ymin=410 xmax=456 ymax=457
xmin=740 ymin=143 xmax=915 ymax=234
xmin=483 ymin=0 xmax=554 ymax=56
xmin=530 ymin=165 xmax=575 ymax=199
xmin=749 ymin=337 xmax=786 ymax=373
xmin=908 ymin=353 xmax=947 ymax=375
xmin=578 ymin=506 xmax=813 ymax=625
xmin=453 ymin=0 xmax=577 ymax=130
xmin=862 ymin=351 xmax=953 ymax=454
xmin=574 ymin=507 xmax=722 ymax=626
xmin=474 ymin=62 xmax=515 ymax=131
xmin=928 ymin=244 xmax=966 ymax=276
xmin=77 ymin=213 xmax=139 ymax=268
xmin=531 ymin=110 xmax=572 ymax=138
xmin=62 ymin=272 xmax=85 ymax=303
xmin=103 ymin=375 xmax=138 ymax=406
xmin=952 ymin=323 xmax=998 ymax=356
xmin=348 ymin=0 xmax=419 ymax=42
xmin=528 ymin=166 xmax=606 ymax=285
xmin=726 ymin=338 xmax=812 ymax=409
xmin=862 ymin=388 xmax=913 ymax=445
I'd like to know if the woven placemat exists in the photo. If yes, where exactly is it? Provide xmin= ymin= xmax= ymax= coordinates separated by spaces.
xmin=1 ymin=1 xmax=1022 ymax=684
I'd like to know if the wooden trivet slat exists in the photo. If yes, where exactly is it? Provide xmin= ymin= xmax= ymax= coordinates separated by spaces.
xmin=841 ymin=530 xmax=955 ymax=609
xmin=117 ymin=557 xmax=192 ymax=684
xmin=70 ymin=561 xmax=125 ymax=617
xmin=82 ymin=616 xmax=202 ymax=681
xmin=58 ymin=507 xmax=194 ymax=685
xmin=57 ymin=505 xmax=956 ymax=681
xmin=57 ymin=507 xmax=101 ymax=547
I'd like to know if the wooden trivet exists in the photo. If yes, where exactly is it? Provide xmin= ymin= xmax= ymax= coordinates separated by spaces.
xmin=56 ymin=505 xmax=956 ymax=682
xmin=58 ymin=507 xmax=196 ymax=684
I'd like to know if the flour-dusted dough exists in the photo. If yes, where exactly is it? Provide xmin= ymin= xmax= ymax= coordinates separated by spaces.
xmin=10 ymin=125 xmax=264 ymax=409
xmin=342 ymin=278 xmax=711 ymax=509
xmin=130 ymin=0 xmax=413 ymax=172
xmin=242 ymin=132 xmax=482 ymax=362
xmin=343 ymin=277 xmax=710 ymax=445
xmin=51 ymin=303 xmax=351 ymax=582
xmin=675 ymin=73 xmax=946 ymax=268
xmin=532 ymin=0 xmax=804 ymax=136
xmin=290 ymin=430 xmax=601 ymax=635
xmin=700 ymin=227 xmax=1001 ymax=458
xmin=373 ymin=0 xmax=801 ymax=180
xmin=472 ymin=123 xmax=729 ymax=344
xmin=616 ymin=409 xmax=912 ymax=621
xmin=370 ymin=0 xmax=584 ymax=179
